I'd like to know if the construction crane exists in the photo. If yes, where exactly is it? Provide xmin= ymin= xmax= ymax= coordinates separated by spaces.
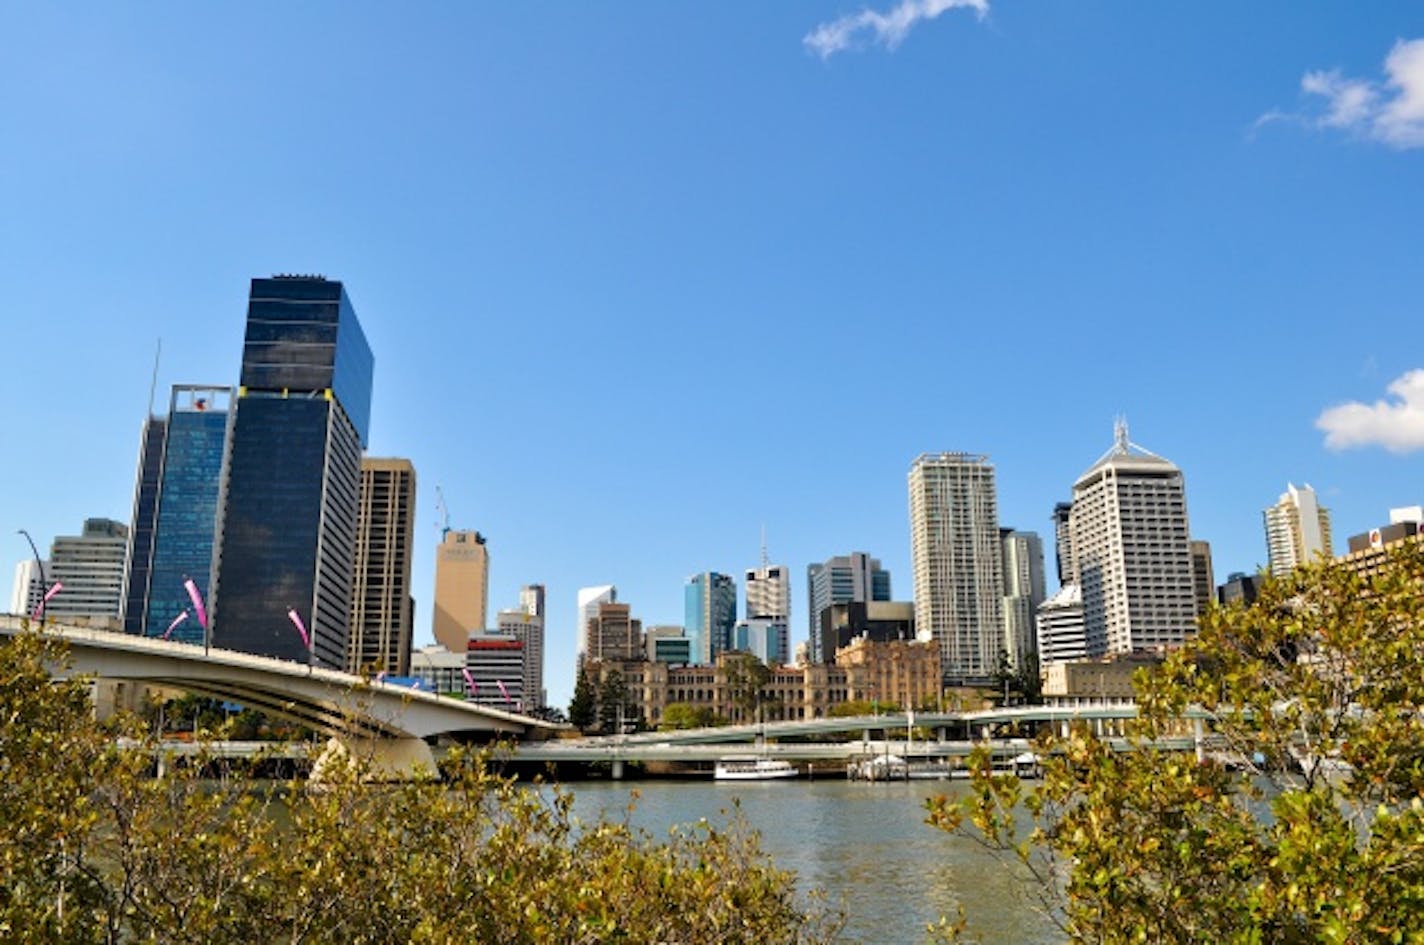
xmin=434 ymin=485 xmax=451 ymax=539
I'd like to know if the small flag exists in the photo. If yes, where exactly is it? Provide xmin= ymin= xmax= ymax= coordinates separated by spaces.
xmin=162 ymin=610 xmax=189 ymax=641
xmin=32 ymin=581 xmax=63 ymax=622
xmin=461 ymin=667 xmax=477 ymax=696
xmin=183 ymin=578 xmax=208 ymax=630
xmin=286 ymin=608 xmax=311 ymax=649
xmin=496 ymin=679 xmax=512 ymax=707
xmin=375 ymin=670 xmax=387 ymax=684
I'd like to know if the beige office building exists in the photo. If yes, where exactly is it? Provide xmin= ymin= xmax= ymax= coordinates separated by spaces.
xmin=433 ymin=529 xmax=489 ymax=653
xmin=348 ymin=457 xmax=416 ymax=675
xmin=1070 ymin=421 xmax=1196 ymax=656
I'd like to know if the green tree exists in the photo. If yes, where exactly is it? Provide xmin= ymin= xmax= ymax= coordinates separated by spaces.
xmin=0 ymin=627 xmax=843 ymax=943
xmin=598 ymin=668 xmax=630 ymax=733
xmin=929 ymin=548 xmax=1424 ymax=943
xmin=660 ymin=702 xmax=721 ymax=730
xmin=722 ymin=652 xmax=772 ymax=724
xmin=568 ymin=662 xmax=596 ymax=731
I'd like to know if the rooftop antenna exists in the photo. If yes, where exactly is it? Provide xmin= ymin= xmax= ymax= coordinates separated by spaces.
xmin=1114 ymin=414 xmax=1130 ymax=454
xmin=760 ymin=524 xmax=769 ymax=569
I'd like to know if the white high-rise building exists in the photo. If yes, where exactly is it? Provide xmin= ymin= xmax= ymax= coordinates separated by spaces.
xmin=1070 ymin=421 xmax=1196 ymax=657
xmin=10 ymin=558 xmax=48 ymax=617
xmin=47 ymin=518 xmax=129 ymax=625
xmin=908 ymin=453 xmax=1004 ymax=682
xmin=1263 ymin=483 xmax=1333 ymax=578
xmin=1036 ymin=583 xmax=1087 ymax=665
xmin=576 ymin=584 xmax=616 ymax=661
xmin=745 ymin=563 xmax=790 ymax=622
xmin=1000 ymin=529 xmax=1047 ymax=670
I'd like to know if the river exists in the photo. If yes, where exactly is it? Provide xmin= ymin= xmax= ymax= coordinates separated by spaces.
xmin=563 ymin=778 xmax=1061 ymax=944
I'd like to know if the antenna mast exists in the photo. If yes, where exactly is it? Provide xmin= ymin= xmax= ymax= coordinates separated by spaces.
xmin=434 ymin=485 xmax=451 ymax=539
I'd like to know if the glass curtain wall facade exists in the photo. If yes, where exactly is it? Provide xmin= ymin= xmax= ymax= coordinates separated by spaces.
xmin=684 ymin=572 xmax=736 ymax=666
xmin=212 ymin=276 xmax=373 ymax=669
xmin=122 ymin=415 xmax=168 ymax=635
xmin=132 ymin=387 xmax=232 ymax=642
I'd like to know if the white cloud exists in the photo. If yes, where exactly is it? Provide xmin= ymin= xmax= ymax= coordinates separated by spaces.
xmin=803 ymin=0 xmax=989 ymax=60
xmin=1282 ymin=38 xmax=1424 ymax=148
xmin=1316 ymin=369 xmax=1424 ymax=453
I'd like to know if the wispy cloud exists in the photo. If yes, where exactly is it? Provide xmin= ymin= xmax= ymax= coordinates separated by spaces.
xmin=1317 ymin=369 xmax=1424 ymax=453
xmin=803 ymin=0 xmax=989 ymax=60
xmin=1265 ymin=38 xmax=1424 ymax=149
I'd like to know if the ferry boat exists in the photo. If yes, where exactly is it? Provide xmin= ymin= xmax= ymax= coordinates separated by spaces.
xmin=713 ymin=756 xmax=799 ymax=781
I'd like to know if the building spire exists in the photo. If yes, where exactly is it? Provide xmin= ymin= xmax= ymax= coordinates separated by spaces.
xmin=760 ymin=524 xmax=768 ymax=569
xmin=1114 ymin=415 xmax=1130 ymax=454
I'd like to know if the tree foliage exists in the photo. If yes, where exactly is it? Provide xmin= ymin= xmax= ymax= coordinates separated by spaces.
xmin=568 ymin=662 xmax=596 ymax=731
xmin=722 ymin=652 xmax=773 ymax=723
xmin=929 ymin=548 xmax=1424 ymax=943
xmin=0 ymin=628 xmax=842 ymax=944
xmin=659 ymin=702 xmax=723 ymax=730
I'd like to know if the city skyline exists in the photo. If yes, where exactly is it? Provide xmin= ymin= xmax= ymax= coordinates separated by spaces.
xmin=3 ymin=4 xmax=1423 ymax=708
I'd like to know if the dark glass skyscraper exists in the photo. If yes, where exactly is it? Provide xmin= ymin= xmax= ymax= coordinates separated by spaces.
xmin=212 ymin=276 xmax=373 ymax=669
xmin=124 ymin=386 xmax=232 ymax=643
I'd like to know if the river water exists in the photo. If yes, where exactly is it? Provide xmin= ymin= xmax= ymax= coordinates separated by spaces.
xmin=563 ymin=778 xmax=1060 ymax=944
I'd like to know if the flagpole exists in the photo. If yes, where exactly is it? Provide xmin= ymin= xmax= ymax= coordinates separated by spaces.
xmin=16 ymin=529 xmax=50 ymax=623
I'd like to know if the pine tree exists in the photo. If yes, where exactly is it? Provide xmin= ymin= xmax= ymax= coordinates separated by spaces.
xmin=568 ymin=662 xmax=596 ymax=731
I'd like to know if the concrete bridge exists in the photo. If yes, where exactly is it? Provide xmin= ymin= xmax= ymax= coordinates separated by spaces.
xmin=2 ymin=616 xmax=559 ymax=775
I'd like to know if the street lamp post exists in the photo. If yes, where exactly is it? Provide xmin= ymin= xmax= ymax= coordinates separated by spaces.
xmin=17 ymin=529 xmax=51 ymax=623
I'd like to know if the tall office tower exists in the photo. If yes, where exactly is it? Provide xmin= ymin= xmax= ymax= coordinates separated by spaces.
xmin=1000 ymin=529 xmax=1047 ymax=669
xmin=585 ymin=601 xmax=643 ymax=662
xmin=212 ymin=276 xmax=373 ymax=669
xmin=1069 ymin=421 xmax=1196 ymax=657
xmin=519 ymin=583 xmax=546 ymax=619
xmin=122 ymin=386 xmax=232 ymax=643
xmin=908 ymin=453 xmax=1005 ymax=683
xmin=10 ymin=559 xmax=48 ymax=617
xmin=1189 ymin=539 xmax=1214 ymax=618
xmin=496 ymin=608 xmax=545 ymax=709
xmin=576 ymin=584 xmax=617 ymax=662
xmin=806 ymin=552 xmax=891 ymax=664
xmin=684 ymin=572 xmax=737 ymax=665
xmin=47 ymin=518 xmax=130 ymax=622
xmin=746 ymin=562 xmax=790 ymax=621
xmin=122 ymin=412 xmax=168 ymax=635
xmin=1051 ymin=501 xmax=1074 ymax=587
xmin=1263 ymin=483 xmax=1333 ymax=578
xmin=733 ymin=618 xmax=790 ymax=665
xmin=432 ymin=530 xmax=489 ymax=653
xmin=348 ymin=457 xmax=417 ymax=675
xmin=644 ymin=624 xmax=691 ymax=664
xmin=1036 ymin=583 xmax=1087 ymax=666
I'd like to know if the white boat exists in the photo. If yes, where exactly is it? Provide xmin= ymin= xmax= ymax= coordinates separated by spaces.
xmin=714 ymin=756 xmax=799 ymax=781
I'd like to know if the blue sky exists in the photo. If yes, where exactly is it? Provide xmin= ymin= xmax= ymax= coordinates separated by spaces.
xmin=3 ymin=2 xmax=1423 ymax=708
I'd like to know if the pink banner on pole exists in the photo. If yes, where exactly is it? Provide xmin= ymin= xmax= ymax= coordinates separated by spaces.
xmin=162 ymin=610 xmax=189 ymax=641
xmin=32 ymin=581 xmax=63 ymax=622
xmin=461 ymin=667 xmax=477 ymax=696
xmin=183 ymin=578 xmax=208 ymax=630
xmin=496 ymin=679 xmax=512 ymax=706
xmin=286 ymin=608 xmax=311 ymax=650
xmin=375 ymin=670 xmax=387 ymax=684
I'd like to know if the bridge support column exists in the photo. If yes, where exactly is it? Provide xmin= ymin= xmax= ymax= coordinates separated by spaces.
xmin=1193 ymin=718 xmax=1204 ymax=763
xmin=936 ymin=727 xmax=946 ymax=743
xmin=611 ymin=759 xmax=624 ymax=780
xmin=311 ymin=736 xmax=438 ymax=783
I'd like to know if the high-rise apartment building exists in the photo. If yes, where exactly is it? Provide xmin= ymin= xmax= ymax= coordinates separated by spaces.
xmin=576 ymin=584 xmax=617 ymax=662
xmin=684 ymin=572 xmax=736 ymax=666
xmin=496 ymin=607 xmax=545 ymax=709
xmin=519 ymin=583 xmax=546 ymax=619
xmin=123 ymin=385 xmax=232 ymax=643
xmin=212 ymin=276 xmax=373 ymax=669
xmin=465 ymin=632 xmax=526 ymax=710
xmin=432 ymin=529 xmax=488 ymax=653
xmin=806 ymin=552 xmax=891 ymax=664
xmin=1069 ymin=422 xmax=1196 ymax=657
xmin=1000 ymin=529 xmax=1047 ymax=670
xmin=47 ymin=518 xmax=129 ymax=623
xmin=348 ymin=457 xmax=416 ymax=675
xmin=1263 ymin=483 xmax=1333 ymax=578
xmin=908 ymin=453 xmax=1005 ymax=683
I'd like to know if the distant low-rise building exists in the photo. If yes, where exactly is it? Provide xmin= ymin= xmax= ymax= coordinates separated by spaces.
xmin=1041 ymin=654 xmax=1159 ymax=710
